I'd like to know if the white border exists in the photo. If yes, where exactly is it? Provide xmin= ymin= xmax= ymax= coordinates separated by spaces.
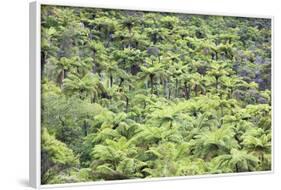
xmin=30 ymin=1 xmax=41 ymax=189
xmin=29 ymin=0 xmax=274 ymax=189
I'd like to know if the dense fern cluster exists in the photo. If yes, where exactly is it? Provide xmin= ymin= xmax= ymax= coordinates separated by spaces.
xmin=41 ymin=5 xmax=272 ymax=184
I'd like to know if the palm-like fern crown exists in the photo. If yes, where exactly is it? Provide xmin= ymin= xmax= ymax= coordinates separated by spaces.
xmin=40 ymin=5 xmax=272 ymax=184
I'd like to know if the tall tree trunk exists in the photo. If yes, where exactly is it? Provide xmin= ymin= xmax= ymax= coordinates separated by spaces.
xmin=82 ymin=120 xmax=88 ymax=137
xmin=184 ymin=82 xmax=190 ymax=99
xmin=163 ymin=79 xmax=168 ymax=98
xmin=57 ymin=69 xmax=65 ymax=88
xmin=106 ymin=33 xmax=111 ymax=48
xmin=110 ymin=74 xmax=113 ymax=87
xmin=168 ymin=88 xmax=171 ymax=99
xmin=92 ymin=52 xmax=97 ymax=73
xmin=219 ymin=105 xmax=224 ymax=127
xmin=125 ymin=96 xmax=129 ymax=112
xmin=235 ymin=163 xmax=239 ymax=172
xmin=229 ymin=88 xmax=233 ymax=98
xmin=194 ymin=84 xmax=198 ymax=96
xmin=175 ymin=79 xmax=178 ymax=98
xmin=150 ymin=74 xmax=154 ymax=94
xmin=215 ymin=76 xmax=219 ymax=93
xmin=119 ymin=78 xmax=124 ymax=87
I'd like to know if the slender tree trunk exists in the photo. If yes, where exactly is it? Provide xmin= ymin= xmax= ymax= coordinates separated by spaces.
xmin=175 ymin=79 xmax=178 ymax=98
xmin=168 ymin=88 xmax=171 ymax=99
xmin=194 ymin=84 xmax=198 ymax=96
xmin=110 ymin=74 xmax=113 ymax=87
xmin=229 ymin=88 xmax=233 ymax=98
xmin=64 ymin=69 xmax=68 ymax=78
xmin=219 ymin=106 xmax=224 ymax=127
xmin=184 ymin=82 xmax=190 ymax=99
xmin=57 ymin=69 xmax=65 ymax=88
xmin=82 ymin=120 xmax=88 ymax=136
xmin=163 ymin=79 xmax=168 ymax=98
xmin=106 ymin=34 xmax=111 ymax=48
xmin=92 ymin=52 xmax=96 ymax=73
xmin=150 ymin=74 xmax=154 ymax=94
xmin=235 ymin=163 xmax=239 ymax=172
xmin=215 ymin=76 xmax=219 ymax=93
xmin=152 ymin=34 xmax=157 ymax=45
xmin=119 ymin=78 xmax=124 ymax=87
xmin=125 ymin=96 xmax=129 ymax=112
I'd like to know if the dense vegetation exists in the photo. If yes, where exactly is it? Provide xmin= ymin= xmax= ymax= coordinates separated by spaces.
xmin=41 ymin=5 xmax=272 ymax=185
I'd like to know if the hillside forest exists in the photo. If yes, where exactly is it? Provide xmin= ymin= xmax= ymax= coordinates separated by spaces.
xmin=41 ymin=5 xmax=272 ymax=185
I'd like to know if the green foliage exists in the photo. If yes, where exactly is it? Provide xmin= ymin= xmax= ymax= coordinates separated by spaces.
xmin=42 ymin=128 xmax=78 ymax=165
xmin=41 ymin=128 xmax=79 ymax=184
xmin=213 ymin=148 xmax=259 ymax=172
xmin=41 ymin=5 xmax=272 ymax=185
